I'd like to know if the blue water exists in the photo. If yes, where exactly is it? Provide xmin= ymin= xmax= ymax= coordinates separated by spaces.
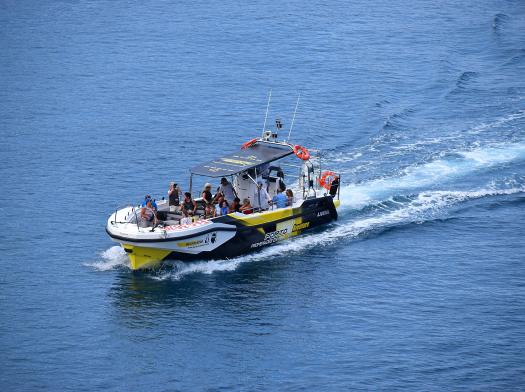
xmin=1 ymin=0 xmax=525 ymax=390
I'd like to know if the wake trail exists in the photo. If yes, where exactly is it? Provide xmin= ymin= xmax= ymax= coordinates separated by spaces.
xmin=339 ymin=142 xmax=525 ymax=208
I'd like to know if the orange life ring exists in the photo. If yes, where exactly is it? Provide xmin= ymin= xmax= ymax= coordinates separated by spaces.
xmin=293 ymin=145 xmax=310 ymax=161
xmin=241 ymin=138 xmax=258 ymax=149
xmin=319 ymin=171 xmax=337 ymax=190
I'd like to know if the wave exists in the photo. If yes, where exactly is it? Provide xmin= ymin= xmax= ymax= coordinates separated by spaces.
xmin=380 ymin=107 xmax=417 ymax=132
xmin=502 ymin=48 xmax=525 ymax=67
xmin=329 ymin=109 xmax=525 ymax=165
xmin=84 ymin=246 xmax=130 ymax=271
xmin=492 ymin=13 xmax=510 ymax=33
xmin=455 ymin=71 xmax=478 ymax=89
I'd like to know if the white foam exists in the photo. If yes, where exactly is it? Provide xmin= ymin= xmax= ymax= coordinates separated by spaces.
xmin=84 ymin=246 xmax=130 ymax=271
xmin=339 ymin=142 xmax=525 ymax=209
xmin=467 ymin=109 xmax=525 ymax=135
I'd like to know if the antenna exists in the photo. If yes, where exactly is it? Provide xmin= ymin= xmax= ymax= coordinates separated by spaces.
xmin=261 ymin=90 xmax=272 ymax=137
xmin=287 ymin=93 xmax=300 ymax=142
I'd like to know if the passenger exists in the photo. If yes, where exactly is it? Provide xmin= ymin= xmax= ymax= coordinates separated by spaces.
xmin=202 ymin=183 xmax=213 ymax=205
xmin=218 ymin=177 xmax=237 ymax=204
xmin=142 ymin=195 xmax=158 ymax=211
xmin=212 ymin=190 xmax=224 ymax=204
xmin=239 ymin=198 xmax=253 ymax=214
xmin=214 ymin=195 xmax=225 ymax=217
xmin=271 ymin=188 xmax=288 ymax=209
xmin=286 ymin=189 xmax=294 ymax=206
xmin=329 ymin=176 xmax=340 ymax=198
xmin=181 ymin=192 xmax=197 ymax=217
xmin=140 ymin=199 xmax=158 ymax=227
xmin=229 ymin=197 xmax=241 ymax=213
xmin=219 ymin=199 xmax=229 ymax=216
xmin=201 ymin=183 xmax=214 ymax=217
xmin=252 ymin=181 xmax=271 ymax=211
xmin=168 ymin=183 xmax=181 ymax=212
xmin=276 ymin=169 xmax=286 ymax=192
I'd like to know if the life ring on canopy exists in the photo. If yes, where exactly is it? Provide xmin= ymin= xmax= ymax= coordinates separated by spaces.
xmin=319 ymin=171 xmax=337 ymax=190
xmin=293 ymin=145 xmax=310 ymax=161
xmin=241 ymin=138 xmax=258 ymax=149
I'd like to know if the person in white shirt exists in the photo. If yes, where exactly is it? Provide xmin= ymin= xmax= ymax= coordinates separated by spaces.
xmin=252 ymin=181 xmax=271 ymax=211
xmin=218 ymin=177 xmax=236 ymax=204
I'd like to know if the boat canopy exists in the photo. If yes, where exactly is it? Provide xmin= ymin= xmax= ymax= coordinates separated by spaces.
xmin=190 ymin=141 xmax=294 ymax=178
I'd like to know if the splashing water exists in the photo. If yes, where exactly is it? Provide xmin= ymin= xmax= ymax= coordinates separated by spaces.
xmin=85 ymin=246 xmax=130 ymax=271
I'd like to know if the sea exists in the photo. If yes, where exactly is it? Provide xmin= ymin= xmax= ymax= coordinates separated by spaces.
xmin=1 ymin=0 xmax=525 ymax=390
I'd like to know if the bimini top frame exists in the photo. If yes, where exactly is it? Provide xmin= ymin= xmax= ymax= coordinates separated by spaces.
xmin=189 ymin=140 xmax=294 ymax=178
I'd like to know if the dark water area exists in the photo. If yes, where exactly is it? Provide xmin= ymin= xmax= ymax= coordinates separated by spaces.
xmin=1 ymin=0 xmax=525 ymax=390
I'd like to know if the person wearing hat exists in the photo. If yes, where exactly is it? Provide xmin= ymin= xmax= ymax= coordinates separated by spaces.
xmin=140 ymin=199 xmax=158 ymax=227
xmin=217 ymin=177 xmax=236 ymax=204
xmin=201 ymin=183 xmax=214 ymax=218
xmin=141 ymin=195 xmax=158 ymax=211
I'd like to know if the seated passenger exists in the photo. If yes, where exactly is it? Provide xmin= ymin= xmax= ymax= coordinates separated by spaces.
xmin=239 ymin=198 xmax=253 ymax=214
xmin=201 ymin=183 xmax=214 ymax=218
xmin=212 ymin=190 xmax=223 ymax=204
xmin=271 ymin=188 xmax=288 ymax=209
xmin=140 ymin=199 xmax=158 ymax=227
xmin=214 ymin=196 xmax=224 ymax=217
xmin=202 ymin=183 xmax=213 ymax=205
xmin=181 ymin=192 xmax=197 ymax=217
xmin=142 ymin=195 xmax=158 ymax=211
xmin=285 ymin=189 xmax=294 ymax=206
xmin=219 ymin=200 xmax=229 ymax=216
xmin=229 ymin=197 xmax=241 ymax=213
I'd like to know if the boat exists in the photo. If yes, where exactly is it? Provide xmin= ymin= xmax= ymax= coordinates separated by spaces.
xmin=106 ymin=123 xmax=341 ymax=271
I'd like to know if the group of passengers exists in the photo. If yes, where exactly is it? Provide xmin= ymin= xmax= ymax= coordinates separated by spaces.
xmin=141 ymin=176 xmax=296 ymax=227
xmin=199 ymin=177 xmax=240 ymax=218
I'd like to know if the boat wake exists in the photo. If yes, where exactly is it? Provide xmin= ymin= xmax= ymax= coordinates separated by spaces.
xmin=340 ymin=142 xmax=525 ymax=209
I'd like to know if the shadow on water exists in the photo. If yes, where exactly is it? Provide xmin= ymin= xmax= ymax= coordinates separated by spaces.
xmin=106 ymin=248 xmax=309 ymax=326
